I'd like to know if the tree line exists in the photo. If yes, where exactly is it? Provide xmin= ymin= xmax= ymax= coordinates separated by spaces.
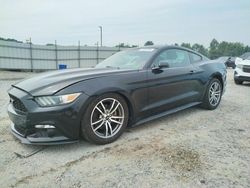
xmin=143 ymin=39 xmax=250 ymax=59
xmin=0 ymin=37 xmax=23 ymax=43
xmin=180 ymin=39 xmax=250 ymax=59
xmin=1 ymin=37 xmax=249 ymax=59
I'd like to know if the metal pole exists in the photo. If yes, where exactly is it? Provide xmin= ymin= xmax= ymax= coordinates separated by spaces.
xmin=98 ymin=26 xmax=102 ymax=47
xmin=78 ymin=41 xmax=81 ymax=68
xmin=29 ymin=37 xmax=33 ymax=72
xmin=55 ymin=40 xmax=58 ymax=69
xmin=96 ymin=42 xmax=99 ymax=64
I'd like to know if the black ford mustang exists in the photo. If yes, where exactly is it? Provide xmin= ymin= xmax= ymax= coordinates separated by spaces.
xmin=8 ymin=46 xmax=227 ymax=145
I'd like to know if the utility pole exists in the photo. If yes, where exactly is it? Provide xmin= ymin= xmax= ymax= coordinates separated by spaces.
xmin=98 ymin=26 xmax=103 ymax=47
xmin=96 ymin=42 xmax=99 ymax=64
xmin=78 ymin=40 xmax=81 ymax=68
xmin=27 ymin=38 xmax=33 ymax=72
xmin=55 ymin=40 xmax=58 ymax=69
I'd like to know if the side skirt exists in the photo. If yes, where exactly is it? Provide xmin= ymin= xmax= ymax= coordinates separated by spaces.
xmin=132 ymin=102 xmax=202 ymax=127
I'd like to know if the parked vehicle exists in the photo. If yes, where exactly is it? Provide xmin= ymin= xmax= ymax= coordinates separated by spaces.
xmin=240 ymin=52 xmax=250 ymax=60
xmin=226 ymin=57 xmax=236 ymax=68
xmin=8 ymin=46 xmax=227 ymax=145
xmin=217 ymin=56 xmax=236 ymax=68
xmin=234 ymin=53 xmax=250 ymax=84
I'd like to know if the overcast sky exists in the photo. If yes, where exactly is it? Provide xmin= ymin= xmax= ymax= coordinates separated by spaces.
xmin=1 ymin=0 xmax=250 ymax=47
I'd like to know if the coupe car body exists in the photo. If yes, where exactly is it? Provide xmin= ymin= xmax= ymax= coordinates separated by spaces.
xmin=8 ymin=46 xmax=227 ymax=145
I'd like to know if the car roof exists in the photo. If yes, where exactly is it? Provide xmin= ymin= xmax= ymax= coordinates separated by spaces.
xmin=138 ymin=45 xmax=208 ymax=59
xmin=138 ymin=45 xmax=197 ymax=52
xmin=139 ymin=45 xmax=181 ymax=50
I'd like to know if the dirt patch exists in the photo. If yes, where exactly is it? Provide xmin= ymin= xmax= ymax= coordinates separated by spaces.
xmin=105 ymin=138 xmax=202 ymax=174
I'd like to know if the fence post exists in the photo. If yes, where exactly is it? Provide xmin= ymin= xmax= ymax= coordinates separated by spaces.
xmin=96 ymin=42 xmax=99 ymax=64
xmin=29 ymin=38 xmax=33 ymax=72
xmin=55 ymin=40 xmax=58 ymax=69
xmin=78 ymin=41 xmax=81 ymax=68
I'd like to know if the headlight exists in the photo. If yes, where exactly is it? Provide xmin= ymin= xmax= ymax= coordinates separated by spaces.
xmin=236 ymin=64 xmax=243 ymax=69
xmin=35 ymin=93 xmax=81 ymax=107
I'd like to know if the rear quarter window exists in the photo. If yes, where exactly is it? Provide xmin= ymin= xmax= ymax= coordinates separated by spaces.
xmin=189 ymin=52 xmax=202 ymax=63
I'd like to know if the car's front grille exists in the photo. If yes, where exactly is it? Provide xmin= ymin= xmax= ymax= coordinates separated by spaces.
xmin=243 ymin=65 xmax=250 ymax=73
xmin=9 ymin=95 xmax=27 ymax=112
xmin=14 ymin=124 xmax=36 ymax=137
xmin=14 ymin=124 xmax=26 ymax=136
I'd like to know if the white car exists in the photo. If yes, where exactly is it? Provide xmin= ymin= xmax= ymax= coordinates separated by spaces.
xmin=234 ymin=54 xmax=250 ymax=84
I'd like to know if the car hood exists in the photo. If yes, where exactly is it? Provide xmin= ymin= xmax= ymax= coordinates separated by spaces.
xmin=13 ymin=68 xmax=133 ymax=96
xmin=235 ymin=57 xmax=250 ymax=65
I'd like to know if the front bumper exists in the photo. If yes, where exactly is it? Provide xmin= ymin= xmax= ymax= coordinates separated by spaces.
xmin=234 ymin=75 xmax=250 ymax=82
xmin=8 ymin=87 xmax=89 ymax=145
xmin=234 ymin=68 xmax=250 ymax=82
xmin=11 ymin=124 xmax=78 ymax=145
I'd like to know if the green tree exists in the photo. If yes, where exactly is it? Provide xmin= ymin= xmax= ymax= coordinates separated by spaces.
xmin=210 ymin=39 xmax=219 ymax=50
xmin=245 ymin=45 xmax=250 ymax=53
xmin=115 ymin=43 xmax=138 ymax=48
xmin=144 ymin=41 xmax=154 ymax=46
xmin=0 ymin=37 xmax=23 ymax=43
xmin=209 ymin=39 xmax=220 ymax=59
xmin=208 ymin=39 xmax=247 ymax=58
xmin=181 ymin=43 xmax=192 ymax=49
xmin=131 ymin=45 xmax=138 ymax=48
xmin=191 ymin=43 xmax=209 ymax=56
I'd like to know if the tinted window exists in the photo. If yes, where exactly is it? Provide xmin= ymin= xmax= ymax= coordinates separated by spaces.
xmin=152 ymin=49 xmax=190 ymax=68
xmin=190 ymin=52 xmax=202 ymax=63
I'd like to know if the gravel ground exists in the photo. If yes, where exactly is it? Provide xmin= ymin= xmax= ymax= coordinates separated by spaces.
xmin=0 ymin=69 xmax=249 ymax=188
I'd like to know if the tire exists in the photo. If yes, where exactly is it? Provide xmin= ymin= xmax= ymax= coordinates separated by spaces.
xmin=81 ymin=93 xmax=129 ymax=145
xmin=234 ymin=79 xmax=243 ymax=85
xmin=201 ymin=78 xmax=222 ymax=110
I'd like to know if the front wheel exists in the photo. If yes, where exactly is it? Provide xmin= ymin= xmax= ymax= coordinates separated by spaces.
xmin=234 ymin=79 xmax=243 ymax=85
xmin=201 ymin=78 xmax=222 ymax=110
xmin=81 ymin=93 xmax=129 ymax=145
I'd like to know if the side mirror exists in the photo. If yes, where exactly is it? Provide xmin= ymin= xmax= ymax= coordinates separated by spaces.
xmin=152 ymin=61 xmax=170 ymax=71
xmin=159 ymin=61 xmax=170 ymax=68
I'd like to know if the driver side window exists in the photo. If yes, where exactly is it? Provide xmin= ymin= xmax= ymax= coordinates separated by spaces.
xmin=152 ymin=49 xmax=191 ymax=68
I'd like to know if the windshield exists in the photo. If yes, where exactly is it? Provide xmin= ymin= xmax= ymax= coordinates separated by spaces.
xmin=240 ymin=52 xmax=250 ymax=60
xmin=95 ymin=48 xmax=156 ymax=69
xmin=245 ymin=55 xmax=250 ymax=60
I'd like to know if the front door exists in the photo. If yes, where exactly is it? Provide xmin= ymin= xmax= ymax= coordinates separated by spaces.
xmin=146 ymin=48 xmax=201 ymax=115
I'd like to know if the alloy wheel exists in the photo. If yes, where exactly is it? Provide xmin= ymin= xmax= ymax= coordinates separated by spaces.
xmin=90 ymin=98 xmax=125 ymax=138
xmin=209 ymin=82 xmax=221 ymax=106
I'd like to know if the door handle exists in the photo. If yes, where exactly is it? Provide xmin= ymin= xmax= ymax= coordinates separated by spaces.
xmin=189 ymin=70 xmax=196 ymax=74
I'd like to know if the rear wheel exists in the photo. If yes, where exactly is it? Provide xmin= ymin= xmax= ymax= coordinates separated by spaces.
xmin=201 ymin=78 xmax=222 ymax=110
xmin=81 ymin=93 xmax=129 ymax=145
